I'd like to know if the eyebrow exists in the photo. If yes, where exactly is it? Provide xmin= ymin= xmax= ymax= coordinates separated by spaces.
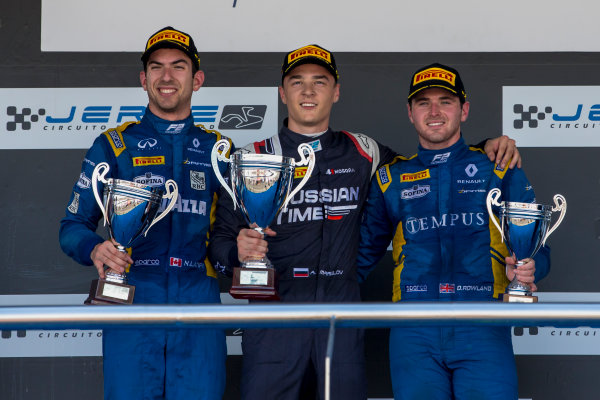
xmin=288 ymin=74 xmax=330 ymax=80
xmin=414 ymin=95 xmax=456 ymax=102
xmin=148 ymin=58 xmax=189 ymax=67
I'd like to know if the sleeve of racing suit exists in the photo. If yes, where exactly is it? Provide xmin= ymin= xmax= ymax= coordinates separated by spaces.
xmin=207 ymin=180 xmax=248 ymax=278
xmin=356 ymin=171 xmax=396 ymax=283
xmin=502 ymin=166 xmax=551 ymax=283
xmin=58 ymin=136 xmax=115 ymax=266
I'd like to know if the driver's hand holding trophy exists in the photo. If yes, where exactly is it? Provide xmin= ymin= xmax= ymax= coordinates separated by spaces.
xmin=212 ymin=139 xmax=315 ymax=300
xmin=487 ymin=188 xmax=566 ymax=303
xmin=84 ymin=162 xmax=178 ymax=304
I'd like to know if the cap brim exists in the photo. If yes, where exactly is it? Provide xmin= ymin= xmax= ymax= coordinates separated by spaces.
xmin=408 ymin=84 xmax=461 ymax=101
xmin=283 ymin=57 xmax=337 ymax=80
xmin=141 ymin=41 xmax=199 ymax=68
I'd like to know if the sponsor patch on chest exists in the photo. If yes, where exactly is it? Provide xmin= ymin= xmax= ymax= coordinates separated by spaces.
xmin=190 ymin=170 xmax=206 ymax=190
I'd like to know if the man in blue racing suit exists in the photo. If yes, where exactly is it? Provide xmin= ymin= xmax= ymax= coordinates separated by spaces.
xmin=357 ymin=63 xmax=550 ymax=400
xmin=59 ymin=26 xmax=231 ymax=400
xmin=208 ymin=47 xmax=522 ymax=400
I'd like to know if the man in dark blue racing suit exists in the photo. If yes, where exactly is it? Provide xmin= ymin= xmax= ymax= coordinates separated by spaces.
xmin=208 ymin=48 xmax=521 ymax=400
xmin=357 ymin=63 xmax=550 ymax=400
xmin=59 ymin=27 xmax=231 ymax=400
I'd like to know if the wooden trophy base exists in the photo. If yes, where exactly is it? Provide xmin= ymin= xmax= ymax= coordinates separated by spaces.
xmin=502 ymin=293 xmax=538 ymax=303
xmin=84 ymin=279 xmax=135 ymax=305
xmin=230 ymin=267 xmax=279 ymax=300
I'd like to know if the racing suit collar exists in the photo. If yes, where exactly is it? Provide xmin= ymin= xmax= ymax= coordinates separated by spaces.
xmin=141 ymin=107 xmax=194 ymax=135
xmin=281 ymin=118 xmax=333 ymax=147
xmin=417 ymin=135 xmax=468 ymax=166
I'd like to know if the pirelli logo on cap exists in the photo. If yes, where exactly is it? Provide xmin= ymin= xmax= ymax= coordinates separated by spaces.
xmin=288 ymin=45 xmax=331 ymax=65
xmin=294 ymin=166 xmax=308 ymax=179
xmin=413 ymin=68 xmax=456 ymax=86
xmin=146 ymin=30 xmax=189 ymax=50
xmin=133 ymin=156 xmax=166 ymax=167
xmin=401 ymin=169 xmax=430 ymax=182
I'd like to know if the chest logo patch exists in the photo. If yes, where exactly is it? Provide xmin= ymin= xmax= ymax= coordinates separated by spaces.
xmin=401 ymin=185 xmax=430 ymax=199
xmin=400 ymin=169 xmax=430 ymax=182
xmin=294 ymin=166 xmax=308 ymax=179
xmin=190 ymin=170 xmax=206 ymax=190
xmin=133 ymin=156 xmax=165 ymax=167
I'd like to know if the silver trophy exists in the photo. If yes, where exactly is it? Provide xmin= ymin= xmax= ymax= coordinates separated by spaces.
xmin=486 ymin=188 xmax=566 ymax=303
xmin=85 ymin=162 xmax=178 ymax=305
xmin=212 ymin=139 xmax=315 ymax=299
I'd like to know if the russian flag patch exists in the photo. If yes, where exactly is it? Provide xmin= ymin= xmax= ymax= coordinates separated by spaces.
xmin=293 ymin=268 xmax=309 ymax=278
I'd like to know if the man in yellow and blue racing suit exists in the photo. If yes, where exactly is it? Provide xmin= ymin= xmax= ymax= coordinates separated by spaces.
xmin=59 ymin=26 xmax=231 ymax=400
xmin=357 ymin=63 xmax=550 ymax=400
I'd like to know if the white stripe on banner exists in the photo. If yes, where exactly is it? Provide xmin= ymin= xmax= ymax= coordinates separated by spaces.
xmin=41 ymin=0 xmax=599 ymax=52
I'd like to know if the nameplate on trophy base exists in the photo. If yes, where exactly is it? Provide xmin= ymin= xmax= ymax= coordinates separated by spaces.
xmin=502 ymin=293 xmax=538 ymax=303
xmin=85 ymin=279 xmax=135 ymax=305
xmin=230 ymin=267 xmax=279 ymax=300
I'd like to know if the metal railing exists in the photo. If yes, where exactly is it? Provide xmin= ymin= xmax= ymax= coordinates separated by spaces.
xmin=2 ymin=302 xmax=600 ymax=330
xmin=3 ymin=302 xmax=600 ymax=400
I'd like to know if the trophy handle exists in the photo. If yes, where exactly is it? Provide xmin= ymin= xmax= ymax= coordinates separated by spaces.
xmin=283 ymin=143 xmax=316 ymax=211
xmin=144 ymin=180 xmax=179 ymax=236
xmin=211 ymin=139 xmax=238 ymax=210
xmin=543 ymin=194 xmax=567 ymax=245
xmin=92 ymin=162 xmax=110 ymax=227
xmin=486 ymin=188 xmax=505 ymax=243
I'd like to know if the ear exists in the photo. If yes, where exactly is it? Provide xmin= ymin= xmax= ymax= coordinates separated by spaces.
xmin=461 ymin=101 xmax=470 ymax=122
xmin=278 ymin=85 xmax=287 ymax=105
xmin=332 ymin=83 xmax=340 ymax=104
xmin=407 ymin=103 xmax=414 ymax=124
xmin=140 ymin=70 xmax=148 ymax=91
xmin=193 ymin=70 xmax=205 ymax=92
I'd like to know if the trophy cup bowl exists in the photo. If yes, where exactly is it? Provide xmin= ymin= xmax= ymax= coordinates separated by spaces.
xmin=212 ymin=139 xmax=315 ymax=300
xmin=486 ymin=188 xmax=566 ymax=303
xmin=85 ymin=162 xmax=178 ymax=305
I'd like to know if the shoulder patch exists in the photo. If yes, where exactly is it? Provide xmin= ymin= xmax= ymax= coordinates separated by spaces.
xmin=493 ymin=162 xmax=509 ymax=179
xmin=376 ymin=165 xmax=393 ymax=193
xmin=102 ymin=121 xmax=136 ymax=157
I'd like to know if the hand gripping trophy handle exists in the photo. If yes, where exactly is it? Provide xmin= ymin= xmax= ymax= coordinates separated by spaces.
xmin=282 ymin=143 xmax=315 ymax=211
xmin=486 ymin=187 xmax=567 ymax=302
xmin=211 ymin=139 xmax=238 ymax=210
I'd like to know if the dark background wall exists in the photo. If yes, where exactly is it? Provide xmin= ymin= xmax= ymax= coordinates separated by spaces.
xmin=1 ymin=0 xmax=600 ymax=399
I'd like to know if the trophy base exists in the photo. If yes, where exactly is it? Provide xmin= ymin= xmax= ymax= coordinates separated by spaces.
xmin=230 ymin=266 xmax=279 ymax=300
xmin=502 ymin=293 xmax=538 ymax=303
xmin=85 ymin=279 xmax=135 ymax=305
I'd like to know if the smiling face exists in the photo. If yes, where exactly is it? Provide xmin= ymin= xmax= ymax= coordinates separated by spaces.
xmin=279 ymin=63 xmax=340 ymax=134
xmin=407 ymin=87 xmax=470 ymax=150
xmin=140 ymin=48 xmax=204 ymax=121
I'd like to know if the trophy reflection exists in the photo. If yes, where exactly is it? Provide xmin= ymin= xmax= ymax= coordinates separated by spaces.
xmin=85 ymin=162 xmax=178 ymax=305
xmin=212 ymin=140 xmax=315 ymax=300
xmin=486 ymin=188 xmax=566 ymax=303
